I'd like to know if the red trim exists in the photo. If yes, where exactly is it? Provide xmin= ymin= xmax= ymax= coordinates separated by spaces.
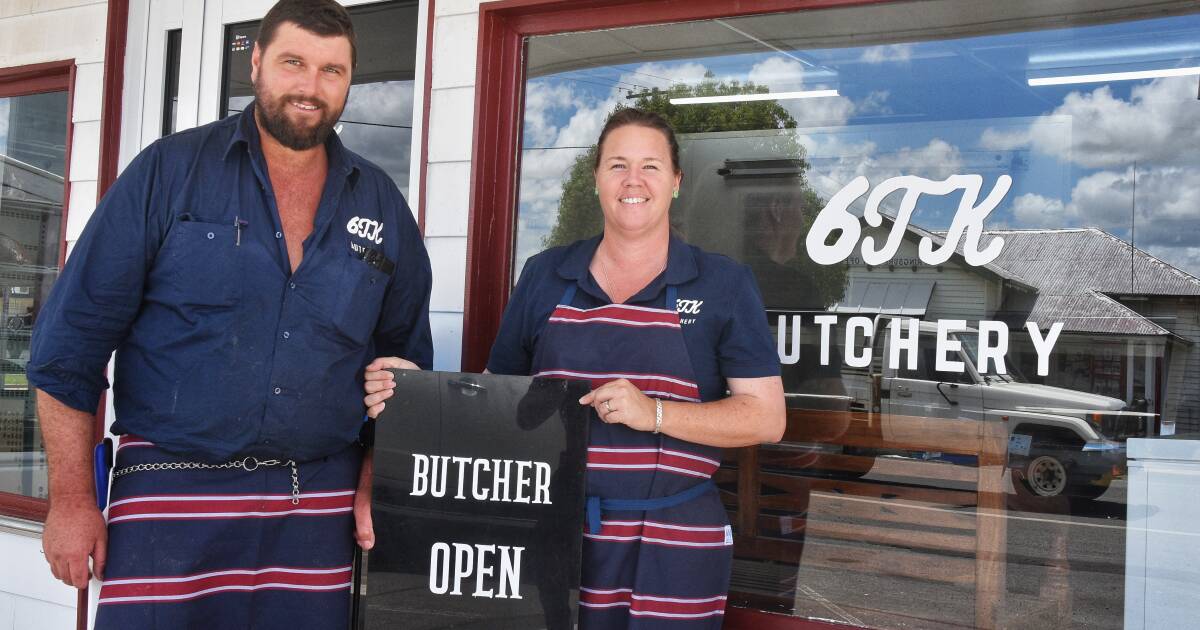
xmin=588 ymin=520 xmax=730 ymax=547
xmin=106 ymin=490 xmax=356 ymax=523
xmin=83 ymin=3 xmax=129 ymax=620
xmin=0 ymin=59 xmax=76 ymax=523
xmin=586 ymin=446 xmax=718 ymax=478
xmin=416 ymin=0 xmax=436 ymax=235
xmin=461 ymin=0 xmax=899 ymax=371
xmin=0 ymin=60 xmax=72 ymax=96
xmin=488 ymin=0 xmax=884 ymax=35
xmin=97 ymin=0 xmax=130 ymax=198
xmin=76 ymin=590 xmax=88 ymax=629
xmin=461 ymin=4 xmax=525 ymax=371
xmin=0 ymin=493 xmax=50 ymax=521
xmin=550 ymin=303 xmax=682 ymax=326
xmin=59 ymin=62 xmax=76 ymax=270
xmin=579 ymin=588 xmax=727 ymax=617
xmin=98 ymin=565 xmax=353 ymax=605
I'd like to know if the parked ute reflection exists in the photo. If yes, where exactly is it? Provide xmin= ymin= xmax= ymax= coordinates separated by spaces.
xmin=776 ymin=315 xmax=1151 ymax=499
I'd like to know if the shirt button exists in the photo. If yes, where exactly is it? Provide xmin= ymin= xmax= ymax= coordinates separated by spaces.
xmin=282 ymin=331 xmax=290 ymax=339
xmin=273 ymin=387 xmax=282 ymax=395
xmin=206 ymin=232 xmax=215 ymax=239
xmin=289 ymin=282 xmax=296 ymax=289
xmin=275 ymin=231 xmax=283 ymax=239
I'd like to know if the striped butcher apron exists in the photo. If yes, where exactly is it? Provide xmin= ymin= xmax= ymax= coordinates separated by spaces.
xmin=93 ymin=436 xmax=361 ymax=629
xmin=533 ymin=283 xmax=733 ymax=629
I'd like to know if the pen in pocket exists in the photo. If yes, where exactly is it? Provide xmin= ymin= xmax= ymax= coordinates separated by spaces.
xmin=235 ymin=216 xmax=248 ymax=246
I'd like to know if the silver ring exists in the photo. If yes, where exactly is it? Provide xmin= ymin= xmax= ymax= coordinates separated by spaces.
xmin=604 ymin=400 xmax=612 ymax=413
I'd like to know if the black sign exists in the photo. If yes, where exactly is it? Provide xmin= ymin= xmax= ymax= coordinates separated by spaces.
xmin=357 ymin=370 xmax=591 ymax=629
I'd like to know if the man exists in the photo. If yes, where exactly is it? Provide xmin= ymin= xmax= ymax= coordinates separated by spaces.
xmin=26 ymin=1 xmax=431 ymax=627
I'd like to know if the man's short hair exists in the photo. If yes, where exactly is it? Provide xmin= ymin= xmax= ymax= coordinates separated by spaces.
xmin=257 ymin=0 xmax=357 ymax=68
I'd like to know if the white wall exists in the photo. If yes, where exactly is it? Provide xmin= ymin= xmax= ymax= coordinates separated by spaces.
xmin=422 ymin=0 xmax=490 ymax=371
xmin=0 ymin=522 xmax=77 ymax=630
xmin=0 ymin=1 xmax=110 ymax=626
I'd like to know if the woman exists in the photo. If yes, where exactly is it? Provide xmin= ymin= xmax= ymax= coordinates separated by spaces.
xmin=365 ymin=108 xmax=785 ymax=628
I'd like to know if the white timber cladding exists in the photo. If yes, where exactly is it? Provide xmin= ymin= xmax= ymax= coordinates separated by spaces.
xmin=424 ymin=0 xmax=489 ymax=370
xmin=0 ymin=1 xmax=109 ymax=625
xmin=0 ymin=523 xmax=77 ymax=629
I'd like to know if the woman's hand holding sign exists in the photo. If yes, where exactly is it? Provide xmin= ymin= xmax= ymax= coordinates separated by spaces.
xmin=579 ymin=379 xmax=658 ymax=432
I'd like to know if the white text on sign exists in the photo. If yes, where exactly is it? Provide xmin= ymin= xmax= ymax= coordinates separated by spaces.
xmin=429 ymin=542 xmax=524 ymax=599
xmin=410 ymin=454 xmax=553 ymax=504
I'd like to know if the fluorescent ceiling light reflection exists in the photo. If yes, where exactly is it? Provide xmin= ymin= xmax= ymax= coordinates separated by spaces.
xmin=1029 ymin=66 xmax=1200 ymax=86
xmin=670 ymin=89 xmax=838 ymax=105
xmin=1030 ymin=42 xmax=1200 ymax=65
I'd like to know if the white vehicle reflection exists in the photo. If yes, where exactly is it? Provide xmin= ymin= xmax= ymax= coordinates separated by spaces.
xmin=833 ymin=317 xmax=1156 ymax=499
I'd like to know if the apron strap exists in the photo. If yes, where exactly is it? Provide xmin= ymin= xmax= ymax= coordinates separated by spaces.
xmin=559 ymin=283 xmax=578 ymax=307
xmin=586 ymin=479 xmax=715 ymax=534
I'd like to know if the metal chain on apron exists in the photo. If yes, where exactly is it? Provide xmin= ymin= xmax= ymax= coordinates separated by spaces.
xmin=113 ymin=457 xmax=301 ymax=504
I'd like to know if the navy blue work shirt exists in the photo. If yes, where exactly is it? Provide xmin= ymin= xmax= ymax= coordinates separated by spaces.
xmin=28 ymin=103 xmax=433 ymax=463
xmin=487 ymin=235 xmax=780 ymax=402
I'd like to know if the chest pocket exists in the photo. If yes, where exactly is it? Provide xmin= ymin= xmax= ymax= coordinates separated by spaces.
xmin=152 ymin=218 xmax=242 ymax=307
xmin=330 ymin=251 xmax=389 ymax=345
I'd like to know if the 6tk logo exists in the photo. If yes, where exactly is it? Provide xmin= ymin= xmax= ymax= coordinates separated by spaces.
xmin=347 ymin=216 xmax=384 ymax=245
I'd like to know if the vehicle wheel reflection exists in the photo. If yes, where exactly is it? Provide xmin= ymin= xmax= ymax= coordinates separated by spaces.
xmin=1025 ymin=455 xmax=1068 ymax=497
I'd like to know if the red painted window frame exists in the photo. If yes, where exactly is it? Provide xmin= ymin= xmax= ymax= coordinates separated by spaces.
xmin=0 ymin=59 xmax=77 ymax=523
xmin=461 ymin=0 xmax=893 ymax=373
xmin=460 ymin=1 xmax=894 ymax=627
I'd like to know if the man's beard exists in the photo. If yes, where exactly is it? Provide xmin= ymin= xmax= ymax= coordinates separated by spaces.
xmin=253 ymin=80 xmax=344 ymax=151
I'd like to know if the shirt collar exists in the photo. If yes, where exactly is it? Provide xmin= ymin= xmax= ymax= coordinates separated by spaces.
xmin=223 ymin=101 xmax=360 ymax=184
xmin=556 ymin=232 xmax=699 ymax=303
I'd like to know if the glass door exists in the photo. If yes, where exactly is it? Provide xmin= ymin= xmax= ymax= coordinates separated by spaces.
xmin=136 ymin=0 xmax=203 ymax=148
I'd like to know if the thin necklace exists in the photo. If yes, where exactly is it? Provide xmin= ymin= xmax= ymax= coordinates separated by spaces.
xmin=598 ymin=251 xmax=667 ymax=302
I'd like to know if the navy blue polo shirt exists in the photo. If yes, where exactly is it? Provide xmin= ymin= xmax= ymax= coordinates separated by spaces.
xmin=28 ymin=103 xmax=433 ymax=463
xmin=487 ymin=235 xmax=780 ymax=402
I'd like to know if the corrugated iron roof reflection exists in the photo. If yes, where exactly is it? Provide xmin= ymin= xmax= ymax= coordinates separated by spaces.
xmin=923 ymin=227 xmax=1200 ymax=336
xmin=986 ymin=229 xmax=1200 ymax=297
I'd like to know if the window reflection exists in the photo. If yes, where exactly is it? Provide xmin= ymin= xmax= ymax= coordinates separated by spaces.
xmin=0 ymin=90 xmax=67 ymax=500
xmin=220 ymin=1 xmax=418 ymax=197
xmin=518 ymin=2 xmax=1200 ymax=627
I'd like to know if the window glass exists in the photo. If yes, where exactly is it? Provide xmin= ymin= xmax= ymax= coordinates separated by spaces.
xmin=220 ymin=0 xmax=418 ymax=197
xmin=162 ymin=28 xmax=182 ymax=137
xmin=0 ymin=89 xmax=68 ymax=500
xmin=517 ymin=2 xmax=1200 ymax=626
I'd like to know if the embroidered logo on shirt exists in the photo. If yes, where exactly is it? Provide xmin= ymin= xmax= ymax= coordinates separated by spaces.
xmin=347 ymin=216 xmax=384 ymax=245
xmin=676 ymin=299 xmax=703 ymax=325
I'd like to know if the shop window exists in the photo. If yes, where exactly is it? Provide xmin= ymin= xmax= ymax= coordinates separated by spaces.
xmin=0 ymin=64 xmax=70 ymax=514
xmin=508 ymin=1 xmax=1200 ymax=627
xmin=219 ymin=0 xmax=419 ymax=197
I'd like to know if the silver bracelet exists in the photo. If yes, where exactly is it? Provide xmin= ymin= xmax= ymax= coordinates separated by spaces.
xmin=653 ymin=399 xmax=663 ymax=434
